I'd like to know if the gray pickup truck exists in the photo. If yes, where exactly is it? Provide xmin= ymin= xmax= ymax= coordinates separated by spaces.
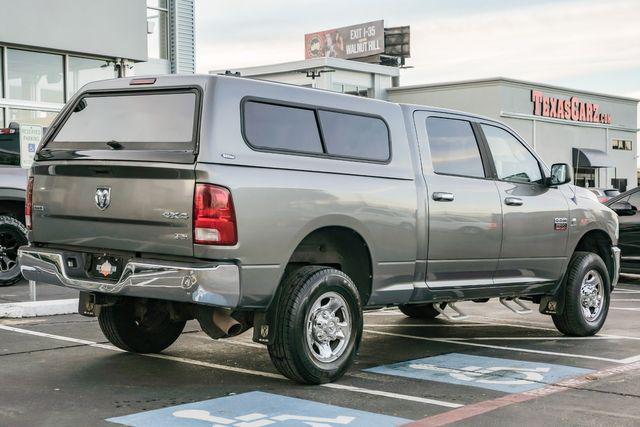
xmin=18 ymin=75 xmax=620 ymax=384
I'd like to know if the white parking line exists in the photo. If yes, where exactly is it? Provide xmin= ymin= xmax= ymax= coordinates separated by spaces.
xmin=364 ymin=329 xmax=626 ymax=364
xmin=364 ymin=322 xmax=640 ymax=341
xmin=0 ymin=324 xmax=462 ymax=409
xmin=611 ymin=307 xmax=640 ymax=312
xmin=611 ymin=299 xmax=640 ymax=302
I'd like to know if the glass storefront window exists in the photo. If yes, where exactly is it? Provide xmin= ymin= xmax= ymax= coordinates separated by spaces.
xmin=7 ymin=109 xmax=57 ymax=129
xmin=67 ymin=56 xmax=117 ymax=98
xmin=147 ymin=1 xmax=169 ymax=60
xmin=7 ymin=49 xmax=64 ymax=104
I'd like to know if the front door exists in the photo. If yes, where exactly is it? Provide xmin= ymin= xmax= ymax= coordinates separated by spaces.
xmin=479 ymin=123 xmax=570 ymax=285
xmin=418 ymin=114 xmax=503 ymax=288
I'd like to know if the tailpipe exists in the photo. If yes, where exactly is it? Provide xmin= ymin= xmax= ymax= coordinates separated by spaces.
xmin=197 ymin=307 xmax=246 ymax=339
xmin=213 ymin=309 xmax=243 ymax=336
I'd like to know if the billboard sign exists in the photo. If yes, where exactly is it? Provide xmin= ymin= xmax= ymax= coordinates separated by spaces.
xmin=305 ymin=20 xmax=384 ymax=60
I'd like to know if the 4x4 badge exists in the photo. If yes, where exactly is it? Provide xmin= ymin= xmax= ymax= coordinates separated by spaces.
xmin=95 ymin=187 xmax=111 ymax=210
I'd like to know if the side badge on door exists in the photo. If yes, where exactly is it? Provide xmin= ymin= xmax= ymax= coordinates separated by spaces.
xmin=554 ymin=217 xmax=568 ymax=231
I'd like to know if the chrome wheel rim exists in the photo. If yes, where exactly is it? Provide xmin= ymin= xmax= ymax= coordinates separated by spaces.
xmin=305 ymin=291 xmax=351 ymax=365
xmin=580 ymin=269 xmax=604 ymax=322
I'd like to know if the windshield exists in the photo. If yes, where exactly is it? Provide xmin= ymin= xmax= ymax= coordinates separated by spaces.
xmin=605 ymin=189 xmax=620 ymax=197
xmin=49 ymin=90 xmax=197 ymax=151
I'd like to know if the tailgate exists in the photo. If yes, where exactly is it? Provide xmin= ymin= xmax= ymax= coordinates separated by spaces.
xmin=31 ymin=163 xmax=195 ymax=256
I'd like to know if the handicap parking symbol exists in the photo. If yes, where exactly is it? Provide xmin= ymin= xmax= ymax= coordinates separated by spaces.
xmin=107 ymin=391 xmax=410 ymax=427
xmin=365 ymin=353 xmax=593 ymax=393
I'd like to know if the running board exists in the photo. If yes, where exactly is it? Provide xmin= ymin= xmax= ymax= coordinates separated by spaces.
xmin=499 ymin=297 xmax=532 ymax=315
xmin=434 ymin=302 xmax=469 ymax=321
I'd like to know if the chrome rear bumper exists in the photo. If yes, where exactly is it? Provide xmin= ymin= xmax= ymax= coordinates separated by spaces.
xmin=18 ymin=246 xmax=240 ymax=308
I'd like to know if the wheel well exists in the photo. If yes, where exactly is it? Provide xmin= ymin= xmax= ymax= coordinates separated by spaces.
xmin=284 ymin=226 xmax=373 ymax=305
xmin=0 ymin=199 xmax=25 ymax=224
xmin=574 ymin=230 xmax=614 ymax=282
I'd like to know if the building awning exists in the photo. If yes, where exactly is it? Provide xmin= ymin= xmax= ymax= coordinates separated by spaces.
xmin=572 ymin=148 xmax=613 ymax=168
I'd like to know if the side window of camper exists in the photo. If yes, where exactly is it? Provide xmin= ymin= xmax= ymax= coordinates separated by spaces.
xmin=318 ymin=110 xmax=390 ymax=161
xmin=243 ymin=101 xmax=323 ymax=154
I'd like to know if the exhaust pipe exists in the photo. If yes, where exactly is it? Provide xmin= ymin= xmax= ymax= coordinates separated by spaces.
xmin=197 ymin=307 xmax=243 ymax=339
xmin=212 ymin=309 xmax=243 ymax=336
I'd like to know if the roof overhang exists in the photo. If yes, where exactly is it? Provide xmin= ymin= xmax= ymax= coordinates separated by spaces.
xmin=572 ymin=148 xmax=613 ymax=168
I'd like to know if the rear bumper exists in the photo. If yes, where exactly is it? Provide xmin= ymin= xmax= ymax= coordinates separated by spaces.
xmin=18 ymin=246 xmax=240 ymax=308
xmin=612 ymin=246 xmax=621 ymax=288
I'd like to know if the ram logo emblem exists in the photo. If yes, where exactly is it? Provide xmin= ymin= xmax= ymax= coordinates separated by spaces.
xmin=95 ymin=187 xmax=111 ymax=210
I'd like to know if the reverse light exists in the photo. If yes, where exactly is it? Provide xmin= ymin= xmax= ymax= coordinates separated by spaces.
xmin=25 ymin=177 xmax=34 ymax=230
xmin=193 ymin=184 xmax=237 ymax=245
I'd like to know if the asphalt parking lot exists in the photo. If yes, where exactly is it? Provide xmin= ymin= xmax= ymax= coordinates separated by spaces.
xmin=1 ymin=279 xmax=640 ymax=427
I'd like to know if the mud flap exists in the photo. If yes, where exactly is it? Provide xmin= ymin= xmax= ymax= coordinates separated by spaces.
xmin=252 ymin=311 xmax=272 ymax=345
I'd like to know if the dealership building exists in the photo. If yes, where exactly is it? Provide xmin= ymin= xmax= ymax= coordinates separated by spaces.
xmin=0 ymin=0 xmax=195 ymax=130
xmin=218 ymin=59 xmax=639 ymax=191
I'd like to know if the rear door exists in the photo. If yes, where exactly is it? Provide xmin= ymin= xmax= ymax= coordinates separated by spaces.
xmin=31 ymin=88 xmax=200 ymax=257
xmin=479 ymin=123 xmax=570 ymax=285
xmin=416 ymin=112 xmax=503 ymax=288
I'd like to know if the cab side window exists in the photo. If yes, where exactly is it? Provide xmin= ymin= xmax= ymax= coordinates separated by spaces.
xmin=425 ymin=117 xmax=485 ymax=178
xmin=481 ymin=124 xmax=543 ymax=184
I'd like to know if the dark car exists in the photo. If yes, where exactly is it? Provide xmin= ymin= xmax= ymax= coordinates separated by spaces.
xmin=607 ymin=187 xmax=640 ymax=273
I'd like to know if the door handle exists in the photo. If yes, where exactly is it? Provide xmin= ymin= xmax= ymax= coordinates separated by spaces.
xmin=432 ymin=192 xmax=455 ymax=202
xmin=504 ymin=197 xmax=523 ymax=206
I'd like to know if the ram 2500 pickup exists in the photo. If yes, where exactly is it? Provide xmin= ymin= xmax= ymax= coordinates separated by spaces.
xmin=19 ymin=75 xmax=620 ymax=384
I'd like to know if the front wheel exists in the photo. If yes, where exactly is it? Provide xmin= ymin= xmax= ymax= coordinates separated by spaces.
xmin=268 ymin=266 xmax=363 ymax=384
xmin=552 ymin=252 xmax=610 ymax=336
xmin=0 ymin=216 xmax=28 ymax=287
xmin=98 ymin=298 xmax=186 ymax=353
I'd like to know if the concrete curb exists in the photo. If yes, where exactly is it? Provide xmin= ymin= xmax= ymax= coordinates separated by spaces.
xmin=0 ymin=298 xmax=78 ymax=318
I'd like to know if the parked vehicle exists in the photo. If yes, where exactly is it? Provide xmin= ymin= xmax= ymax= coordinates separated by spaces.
xmin=19 ymin=75 xmax=620 ymax=384
xmin=607 ymin=187 xmax=640 ymax=274
xmin=588 ymin=188 xmax=620 ymax=203
xmin=0 ymin=165 xmax=28 ymax=286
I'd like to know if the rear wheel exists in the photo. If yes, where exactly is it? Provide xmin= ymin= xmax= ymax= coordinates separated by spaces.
xmin=0 ymin=216 xmax=28 ymax=287
xmin=552 ymin=252 xmax=610 ymax=336
xmin=268 ymin=266 xmax=362 ymax=384
xmin=98 ymin=298 xmax=186 ymax=353
xmin=399 ymin=302 xmax=446 ymax=319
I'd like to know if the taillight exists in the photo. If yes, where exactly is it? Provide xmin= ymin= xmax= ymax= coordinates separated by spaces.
xmin=193 ymin=184 xmax=237 ymax=245
xmin=25 ymin=177 xmax=34 ymax=230
xmin=0 ymin=128 xmax=16 ymax=134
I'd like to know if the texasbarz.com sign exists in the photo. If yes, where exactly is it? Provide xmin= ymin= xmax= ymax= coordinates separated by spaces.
xmin=531 ymin=90 xmax=612 ymax=125
xmin=305 ymin=20 xmax=384 ymax=60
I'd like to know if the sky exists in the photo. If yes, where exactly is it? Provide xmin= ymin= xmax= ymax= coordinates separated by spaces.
xmin=195 ymin=0 xmax=640 ymax=101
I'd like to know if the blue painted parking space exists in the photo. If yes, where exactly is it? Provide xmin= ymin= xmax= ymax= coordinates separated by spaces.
xmin=365 ymin=353 xmax=593 ymax=393
xmin=106 ymin=391 xmax=411 ymax=426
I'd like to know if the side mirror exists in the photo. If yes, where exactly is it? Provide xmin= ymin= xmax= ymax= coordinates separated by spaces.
xmin=549 ymin=163 xmax=572 ymax=186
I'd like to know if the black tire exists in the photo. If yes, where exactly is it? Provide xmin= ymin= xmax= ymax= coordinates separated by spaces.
xmin=268 ymin=266 xmax=363 ymax=384
xmin=0 ymin=215 xmax=28 ymax=287
xmin=399 ymin=302 xmax=446 ymax=319
xmin=552 ymin=252 xmax=610 ymax=336
xmin=98 ymin=298 xmax=186 ymax=353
